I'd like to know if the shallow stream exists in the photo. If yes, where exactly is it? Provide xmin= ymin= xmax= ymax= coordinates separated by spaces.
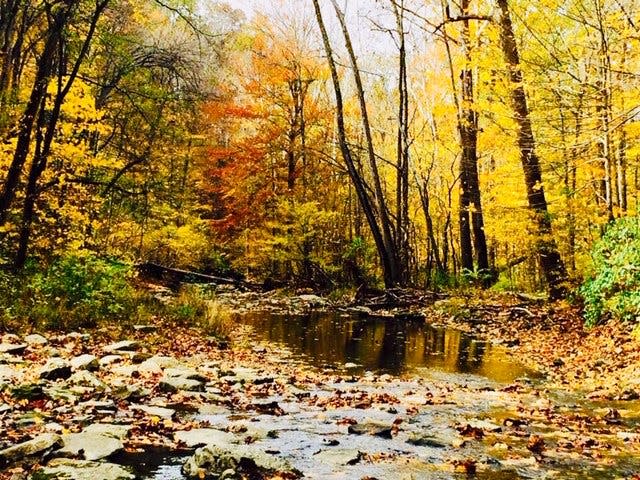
xmin=122 ymin=311 xmax=640 ymax=480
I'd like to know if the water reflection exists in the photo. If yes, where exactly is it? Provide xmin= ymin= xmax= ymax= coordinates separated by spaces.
xmin=239 ymin=311 xmax=532 ymax=382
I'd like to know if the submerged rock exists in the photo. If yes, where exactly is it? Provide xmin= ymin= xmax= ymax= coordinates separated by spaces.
xmin=182 ymin=444 xmax=301 ymax=479
xmin=33 ymin=458 xmax=135 ymax=480
xmin=0 ymin=433 xmax=62 ymax=467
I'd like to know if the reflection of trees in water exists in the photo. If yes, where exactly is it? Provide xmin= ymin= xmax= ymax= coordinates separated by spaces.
xmin=241 ymin=312 xmax=489 ymax=375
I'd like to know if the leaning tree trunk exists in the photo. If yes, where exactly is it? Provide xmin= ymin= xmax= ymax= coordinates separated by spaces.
xmin=311 ymin=0 xmax=397 ymax=288
xmin=497 ymin=0 xmax=568 ymax=300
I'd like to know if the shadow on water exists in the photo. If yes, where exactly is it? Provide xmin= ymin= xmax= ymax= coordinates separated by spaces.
xmin=238 ymin=310 xmax=535 ymax=382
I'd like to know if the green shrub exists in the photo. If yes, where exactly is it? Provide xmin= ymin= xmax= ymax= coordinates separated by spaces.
xmin=0 ymin=253 xmax=139 ymax=331
xmin=581 ymin=217 xmax=640 ymax=326
xmin=165 ymin=285 xmax=232 ymax=339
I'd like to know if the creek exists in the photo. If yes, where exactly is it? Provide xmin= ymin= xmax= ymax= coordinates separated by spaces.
xmin=122 ymin=310 xmax=640 ymax=480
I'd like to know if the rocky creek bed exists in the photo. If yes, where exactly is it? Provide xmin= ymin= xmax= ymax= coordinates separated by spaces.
xmin=1 ymin=293 xmax=640 ymax=479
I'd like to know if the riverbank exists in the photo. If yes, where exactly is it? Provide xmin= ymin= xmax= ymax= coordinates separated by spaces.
xmin=0 ymin=291 xmax=639 ymax=479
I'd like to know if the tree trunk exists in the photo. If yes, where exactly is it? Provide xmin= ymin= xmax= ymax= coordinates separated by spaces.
xmin=311 ymin=0 xmax=397 ymax=288
xmin=497 ymin=0 xmax=568 ymax=300
xmin=0 ymin=1 xmax=72 ymax=226
xmin=329 ymin=0 xmax=403 ymax=286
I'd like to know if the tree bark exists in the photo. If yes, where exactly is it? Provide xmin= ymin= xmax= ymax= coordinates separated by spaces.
xmin=311 ymin=0 xmax=397 ymax=288
xmin=497 ymin=0 xmax=568 ymax=300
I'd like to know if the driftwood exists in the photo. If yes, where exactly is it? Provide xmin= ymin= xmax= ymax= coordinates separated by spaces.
xmin=136 ymin=262 xmax=260 ymax=291
xmin=355 ymin=286 xmax=447 ymax=310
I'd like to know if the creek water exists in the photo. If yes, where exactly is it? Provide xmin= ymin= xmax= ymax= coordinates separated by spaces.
xmin=126 ymin=311 xmax=640 ymax=480
xmin=239 ymin=310 xmax=533 ymax=382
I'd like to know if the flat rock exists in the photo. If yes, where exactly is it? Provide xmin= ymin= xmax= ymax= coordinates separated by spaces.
xmin=103 ymin=340 xmax=139 ymax=353
xmin=133 ymin=324 xmax=157 ymax=333
xmin=0 ymin=433 xmax=62 ymax=467
xmin=164 ymin=367 xmax=207 ymax=381
xmin=0 ymin=343 xmax=27 ymax=356
xmin=175 ymin=428 xmax=237 ymax=448
xmin=24 ymin=334 xmax=48 ymax=346
xmin=70 ymin=354 xmax=99 ymax=371
xmin=68 ymin=371 xmax=107 ymax=389
xmin=347 ymin=421 xmax=394 ymax=439
xmin=35 ymin=458 xmax=134 ymax=480
xmin=131 ymin=404 xmax=175 ymax=419
xmin=60 ymin=429 xmax=124 ymax=461
xmin=144 ymin=355 xmax=183 ymax=369
xmin=0 ymin=403 xmax=11 ymax=414
xmin=182 ymin=444 xmax=301 ymax=478
xmin=83 ymin=423 xmax=131 ymax=439
xmin=0 ymin=364 xmax=19 ymax=381
xmin=407 ymin=433 xmax=448 ymax=448
xmin=159 ymin=375 xmax=204 ymax=393
xmin=100 ymin=355 xmax=123 ymax=366
xmin=312 ymin=448 xmax=363 ymax=466
xmin=40 ymin=358 xmax=72 ymax=381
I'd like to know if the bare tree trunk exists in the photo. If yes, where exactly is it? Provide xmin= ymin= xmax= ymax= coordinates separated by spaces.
xmin=391 ymin=0 xmax=411 ymax=285
xmin=497 ymin=0 xmax=568 ymax=299
xmin=329 ymin=0 xmax=403 ymax=286
xmin=312 ymin=0 xmax=397 ymax=288
xmin=0 ymin=1 xmax=74 ymax=227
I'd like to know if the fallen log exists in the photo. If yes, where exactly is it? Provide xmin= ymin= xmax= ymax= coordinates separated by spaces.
xmin=136 ymin=262 xmax=260 ymax=291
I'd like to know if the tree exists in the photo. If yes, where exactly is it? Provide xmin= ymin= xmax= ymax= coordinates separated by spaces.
xmin=496 ymin=0 xmax=568 ymax=299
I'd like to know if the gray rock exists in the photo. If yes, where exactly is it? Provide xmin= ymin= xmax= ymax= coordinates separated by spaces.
xmin=164 ymin=367 xmax=207 ymax=382
xmin=68 ymin=371 xmax=106 ymax=389
xmin=43 ymin=387 xmax=78 ymax=404
xmin=60 ymin=430 xmax=124 ymax=461
xmin=298 ymin=294 xmax=328 ymax=306
xmin=34 ymin=459 xmax=134 ymax=480
xmin=347 ymin=421 xmax=394 ymax=439
xmin=159 ymin=376 xmax=204 ymax=393
xmin=83 ymin=423 xmax=131 ymax=439
xmin=182 ymin=444 xmax=301 ymax=478
xmin=312 ymin=448 xmax=363 ymax=466
xmin=0 ymin=433 xmax=62 ymax=467
xmin=131 ymin=404 xmax=175 ymax=419
xmin=133 ymin=324 xmax=157 ymax=333
xmin=99 ymin=355 xmax=123 ymax=366
xmin=174 ymin=428 xmax=237 ymax=448
xmin=406 ymin=433 xmax=448 ymax=448
xmin=112 ymin=384 xmax=150 ymax=401
xmin=65 ymin=332 xmax=91 ymax=342
xmin=39 ymin=358 xmax=72 ymax=381
xmin=0 ymin=364 xmax=19 ymax=381
xmin=24 ymin=334 xmax=48 ymax=346
xmin=103 ymin=340 xmax=139 ymax=353
xmin=0 ymin=403 xmax=11 ymax=415
xmin=145 ymin=355 xmax=183 ymax=369
xmin=77 ymin=400 xmax=117 ymax=413
xmin=70 ymin=354 xmax=99 ymax=371
xmin=0 ymin=343 xmax=27 ymax=356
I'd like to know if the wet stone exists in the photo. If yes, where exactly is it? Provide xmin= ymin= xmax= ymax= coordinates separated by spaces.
xmin=131 ymin=404 xmax=175 ymax=419
xmin=0 ymin=433 xmax=62 ymax=468
xmin=174 ymin=428 xmax=237 ymax=448
xmin=312 ymin=448 xmax=363 ymax=466
xmin=103 ymin=340 xmax=140 ymax=353
xmin=39 ymin=358 xmax=72 ymax=381
xmin=159 ymin=375 xmax=205 ymax=393
xmin=0 ymin=343 xmax=27 ymax=356
xmin=34 ymin=458 xmax=135 ymax=480
xmin=182 ymin=444 xmax=301 ymax=479
xmin=70 ymin=354 xmax=99 ymax=371
xmin=60 ymin=428 xmax=124 ymax=461
xmin=100 ymin=355 xmax=123 ymax=366
xmin=347 ymin=421 xmax=394 ymax=439
xmin=24 ymin=334 xmax=48 ymax=346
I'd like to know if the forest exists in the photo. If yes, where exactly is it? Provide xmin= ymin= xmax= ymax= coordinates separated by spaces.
xmin=1 ymin=0 xmax=640 ymax=479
